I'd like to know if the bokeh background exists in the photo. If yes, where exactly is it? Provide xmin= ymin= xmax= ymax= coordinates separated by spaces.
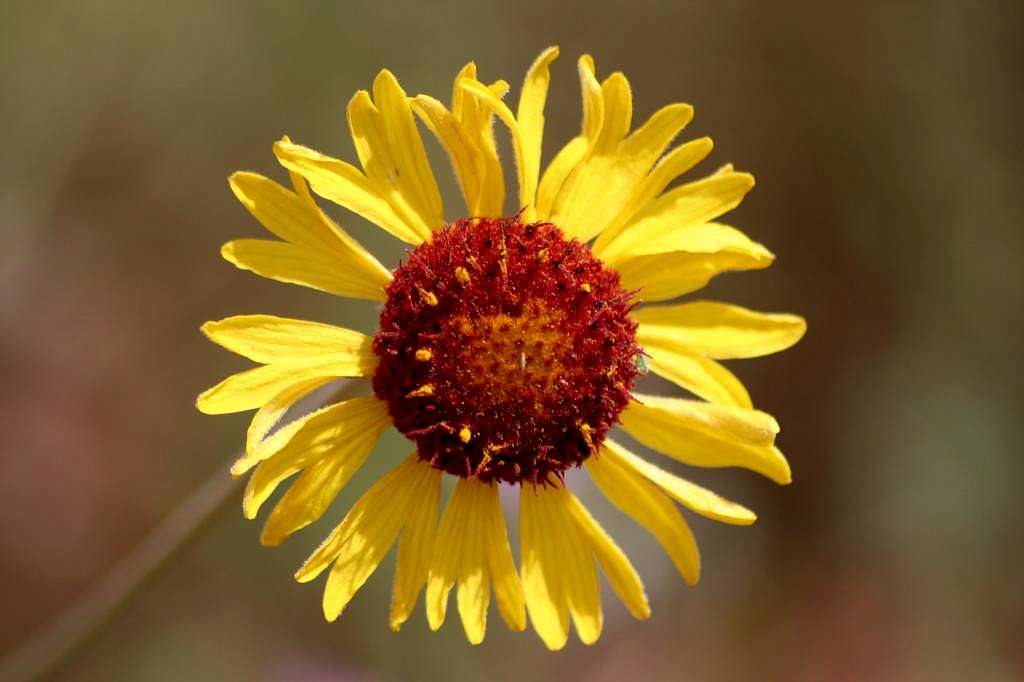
xmin=2 ymin=1 xmax=1022 ymax=680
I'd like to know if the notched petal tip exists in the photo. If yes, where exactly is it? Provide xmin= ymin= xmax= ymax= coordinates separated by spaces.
xmin=727 ymin=170 xmax=756 ymax=189
xmin=347 ymin=88 xmax=373 ymax=111
xmin=226 ymin=170 xmax=251 ymax=192
xmin=272 ymin=137 xmax=307 ymax=160
xmin=198 ymin=319 xmax=219 ymax=339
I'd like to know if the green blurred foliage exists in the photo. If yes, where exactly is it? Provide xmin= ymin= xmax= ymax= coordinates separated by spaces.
xmin=1 ymin=1 xmax=1022 ymax=680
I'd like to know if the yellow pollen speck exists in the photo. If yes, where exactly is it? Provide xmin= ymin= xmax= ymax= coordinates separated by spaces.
xmin=407 ymin=384 xmax=434 ymax=397
xmin=498 ymin=235 xmax=508 ymax=275
xmin=459 ymin=426 xmax=472 ymax=443
xmin=475 ymin=445 xmax=503 ymax=475
xmin=536 ymin=248 xmax=549 ymax=263
xmin=454 ymin=266 xmax=470 ymax=285
xmin=579 ymin=282 xmax=592 ymax=293
xmin=578 ymin=421 xmax=597 ymax=454
xmin=415 ymin=348 xmax=432 ymax=361
xmin=417 ymin=286 xmax=438 ymax=306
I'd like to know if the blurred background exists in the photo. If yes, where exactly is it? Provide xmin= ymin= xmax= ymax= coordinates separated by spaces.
xmin=2 ymin=1 xmax=1022 ymax=680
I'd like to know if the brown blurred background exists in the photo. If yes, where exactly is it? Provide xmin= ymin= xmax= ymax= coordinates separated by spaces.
xmin=2 ymin=1 xmax=1022 ymax=680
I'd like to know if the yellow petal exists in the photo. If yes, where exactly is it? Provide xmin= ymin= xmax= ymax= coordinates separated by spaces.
xmin=602 ymin=439 xmax=756 ymax=526
xmin=390 ymin=461 xmax=441 ymax=631
xmin=515 ymin=46 xmax=560 ymax=222
xmin=425 ymin=477 xmax=474 ymax=632
xmin=196 ymin=316 xmax=375 ymax=415
xmin=548 ymin=68 xmax=633 ymax=242
xmin=244 ymin=376 xmax=336 ymax=464
xmin=294 ymin=454 xmax=413 ymax=582
xmin=260 ymin=454 xmax=356 ymax=546
xmin=316 ymin=457 xmax=438 ymax=621
xmin=639 ymin=393 xmax=777 ymax=443
xmin=587 ymin=449 xmax=700 ymax=585
xmin=520 ymin=486 xmax=569 ymax=650
xmin=634 ymin=301 xmax=807 ymax=359
xmin=620 ymin=394 xmax=791 ymax=484
xmin=201 ymin=315 xmax=373 ymax=365
xmin=547 ymin=62 xmax=696 ymax=244
xmin=457 ymin=78 xmax=526 ymax=219
xmin=592 ymin=137 xmax=713 ymax=254
xmin=196 ymin=358 xmax=371 ymax=416
xmin=548 ymin=152 xmax=632 ymax=242
xmin=450 ymin=64 xmax=506 ymax=217
xmin=640 ymin=340 xmax=752 ymax=408
xmin=601 ymin=172 xmax=757 ymax=261
xmin=534 ymin=55 xmax=602 ymax=220
xmin=411 ymin=94 xmax=489 ymax=216
xmin=226 ymin=172 xmax=391 ymax=299
xmin=228 ymin=171 xmax=342 ymax=250
xmin=348 ymin=72 xmax=444 ymax=234
xmin=535 ymin=136 xmax=587 ymax=219
xmin=241 ymin=397 xmax=389 ymax=516
xmin=234 ymin=392 xmax=384 ymax=478
xmin=578 ymin=55 xmax=604 ymax=142
xmin=483 ymin=485 xmax=525 ymax=631
xmin=564 ymin=490 xmax=650 ymax=620
xmin=421 ymin=479 xmax=508 ymax=644
xmin=592 ymin=71 xmax=632 ymax=155
xmin=221 ymin=239 xmax=388 ymax=301
xmin=611 ymin=223 xmax=774 ymax=301
xmin=616 ymin=103 xmax=694 ymax=175
xmin=545 ymin=487 xmax=602 ymax=645
xmin=455 ymin=483 xmax=490 ymax=645
xmin=273 ymin=139 xmax=429 ymax=244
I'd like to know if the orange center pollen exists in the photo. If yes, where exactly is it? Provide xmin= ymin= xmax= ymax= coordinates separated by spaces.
xmin=447 ymin=304 xmax=570 ymax=407
xmin=372 ymin=216 xmax=640 ymax=485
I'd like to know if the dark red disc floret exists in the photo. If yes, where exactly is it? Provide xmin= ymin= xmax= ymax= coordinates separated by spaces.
xmin=372 ymin=215 xmax=640 ymax=485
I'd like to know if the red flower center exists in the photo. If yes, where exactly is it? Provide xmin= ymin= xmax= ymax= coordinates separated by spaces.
xmin=373 ymin=216 xmax=640 ymax=485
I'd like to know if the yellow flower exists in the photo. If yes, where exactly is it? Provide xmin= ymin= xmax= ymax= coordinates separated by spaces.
xmin=198 ymin=47 xmax=806 ymax=649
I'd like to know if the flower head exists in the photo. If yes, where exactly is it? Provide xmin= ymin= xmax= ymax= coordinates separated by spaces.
xmin=199 ymin=47 xmax=806 ymax=649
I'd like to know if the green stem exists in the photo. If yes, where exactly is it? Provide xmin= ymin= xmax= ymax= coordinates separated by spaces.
xmin=0 ymin=382 xmax=357 ymax=682
xmin=0 ymin=464 xmax=241 ymax=682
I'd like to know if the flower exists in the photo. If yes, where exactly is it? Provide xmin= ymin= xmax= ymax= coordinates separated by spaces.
xmin=198 ymin=46 xmax=806 ymax=649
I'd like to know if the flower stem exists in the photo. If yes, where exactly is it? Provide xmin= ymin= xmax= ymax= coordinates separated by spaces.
xmin=0 ymin=381 xmax=358 ymax=682
xmin=0 ymin=464 xmax=240 ymax=682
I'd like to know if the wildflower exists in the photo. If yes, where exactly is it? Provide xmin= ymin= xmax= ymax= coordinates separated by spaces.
xmin=199 ymin=47 xmax=805 ymax=649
